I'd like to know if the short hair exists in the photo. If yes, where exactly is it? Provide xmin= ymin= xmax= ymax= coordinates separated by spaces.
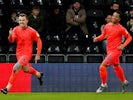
xmin=115 ymin=10 xmax=123 ymax=18
xmin=32 ymin=6 xmax=40 ymax=10
xmin=18 ymin=11 xmax=28 ymax=19
xmin=111 ymin=2 xmax=119 ymax=6
xmin=73 ymin=0 xmax=81 ymax=4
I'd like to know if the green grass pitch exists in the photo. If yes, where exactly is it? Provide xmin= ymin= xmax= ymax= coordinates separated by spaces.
xmin=0 ymin=92 xmax=133 ymax=100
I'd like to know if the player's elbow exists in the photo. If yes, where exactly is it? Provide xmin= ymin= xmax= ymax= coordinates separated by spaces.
xmin=130 ymin=35 xmax=132 ymax=41
xmin=128 ymin=34 xmax=132 ymax=42
xmin=8 ymin=38 xmax=14 ymax=43
xmin=38 ymin=38 xmax=42 ymax=43
xmin=37 ymin=38 xmax=42 ymax=47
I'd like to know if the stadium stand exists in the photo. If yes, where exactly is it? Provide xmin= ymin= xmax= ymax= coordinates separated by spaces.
xmin=0 ymin=0 xmax=133 ymax=63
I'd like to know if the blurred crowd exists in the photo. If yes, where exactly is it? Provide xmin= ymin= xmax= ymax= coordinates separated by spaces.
xmin=0 ymin=0 xmax=133 ymax=54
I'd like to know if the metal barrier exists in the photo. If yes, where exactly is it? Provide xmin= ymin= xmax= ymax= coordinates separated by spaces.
xmin=46 ymin=54 xmax=65 ymax=63
xmin=66 ymin=54 xmax=85 ymax=63
xmin=1 ymin=54 xmax=133 ymax=63
xmin=0 ymin=54 xmax=7 ymax=63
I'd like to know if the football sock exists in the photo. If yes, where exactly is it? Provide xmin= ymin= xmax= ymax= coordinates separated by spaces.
xmin=9 ymin=71 xmax=19 ymax=85
xmin=113 ymin=65 xmax=126 ymax=82
xmin=28 ymin=66 xmax=40 ymax=77
xmin=7 ymin=70 xmax=19 ymax=91
xmin=100 ymin=65 xmax=108 ymax=84
xmin=6 ymin=83 xmax=12 ymax=91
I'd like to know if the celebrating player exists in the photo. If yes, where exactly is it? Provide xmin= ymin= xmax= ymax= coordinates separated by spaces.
xmin=93 ymin=11 xmax=132 ymax=93
xmin=1 ymin=12 xmax=43 ymax=94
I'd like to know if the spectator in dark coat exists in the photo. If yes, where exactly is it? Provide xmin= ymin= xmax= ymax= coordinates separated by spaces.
xmin=28 ymin=6 xmax=45 ymax=39
xmin=65 ymin=0 xmax=88 ymax=35
xmin=47 ymin=5 xmax=66 ymax=35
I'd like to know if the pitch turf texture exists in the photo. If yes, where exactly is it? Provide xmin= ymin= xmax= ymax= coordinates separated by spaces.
xmin=0 ymin=92 xmax=133 ymax=100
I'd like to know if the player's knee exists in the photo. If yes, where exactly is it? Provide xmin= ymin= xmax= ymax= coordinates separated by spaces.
xmin=100 ymin=65 xmax=107 ymax=71
xmin=101 ymin=63 xmax=108 ymax=67
xmin=113 ymin=64 xmax=120 ymax=70
xmin=113 ymin=64 xmax=119 ymax=67
xmin=13 ymin=62 xmax=21 ymax=72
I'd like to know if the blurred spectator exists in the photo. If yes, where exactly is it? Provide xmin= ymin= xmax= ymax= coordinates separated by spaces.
xmin=0 ymin=6 xmax=12 ymax=53
xmin=46 ymin=5 xmax=66 ymax=54
xmin=8 ymin=10 xmax=19 ymax=53
xmin=123 ymin=8 xmax=133 ymax=27
xmin=107 ymin=2 xmax=126 ymax=26
xmin=0 ymin=0 xmax=3 ymax=4
xmin=127 ymin=17 xmax=133 ymax=32
xmin=124 ymin=0 xmax=133 ymax=18
xmin=47 ymin=5 xmax=66 ymax=35
xmin=125 ymin=17 xmax=133 ymax=53
xmin=126 ymin=8 xmax=133 ymax=20
xmin=100 ymin=15 xmax=112 ymax=31
xmin=108 ymin=2 xmax=120 ymax=15
xmin=28 ymin=6 xmax=46 ymax=53
xmin=28 ymin=6 xmax=45 ymax=39
xmin=65 ymin=0 xmax=88 ymax=53
xmin=110 ymin=2 xmax=119 ymax=10
xmin=65 ymin=0 xmax=88 ymax=36
xmin=106 ymin=0 xmax=123 ymax=7
xmin=9 ymin=10 xmax=19 ymax=28
xmin=100 ymin=14 xmax=112 ymax=53
xmin=125 ymin=0 xmax=133 ymax=8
